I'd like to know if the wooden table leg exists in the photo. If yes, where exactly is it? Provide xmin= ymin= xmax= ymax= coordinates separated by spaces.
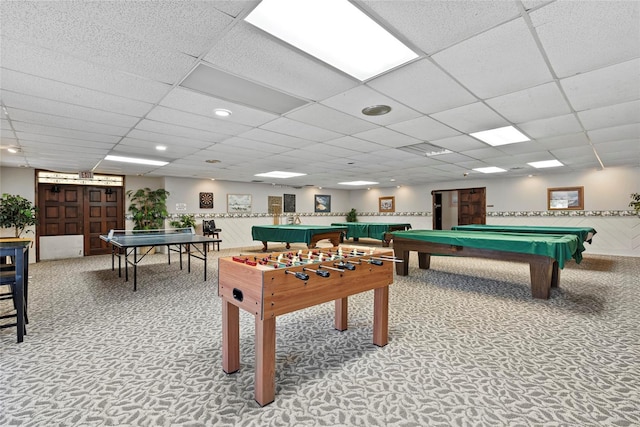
xmin=255 ymin=315 xmax=276 ymax=406
xmin=373 ymin=286 xmax=389 ymax=347
xmin=417 ymin=252 xmax=431 ymax=269
xmin=529 ymin=261 xmax=553 ymax=299
xmin=335 ymin=297 xmax=348 ymax=331
xmin=550 ymin=261 xmax=560 ymax=288
xmin=222 ymin=300 xmax=240 ymax=374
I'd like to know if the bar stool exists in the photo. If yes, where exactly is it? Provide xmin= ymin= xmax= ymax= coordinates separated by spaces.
xmin=0 ymin=263 xmax=27 ymax=337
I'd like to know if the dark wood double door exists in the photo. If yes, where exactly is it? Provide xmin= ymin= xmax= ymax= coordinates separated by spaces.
xmin=433 ymin=187 xmax=486 ymax=229
xmin=38 ymin=185 xmax=124 ymax=256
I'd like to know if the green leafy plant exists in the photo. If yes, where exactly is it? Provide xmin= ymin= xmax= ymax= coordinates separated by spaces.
xmin=0 ymin=193 xmax=39 ymax=237
xmin=169 ymin=214 xmax=196 ymax=230
xmin=126 ymin=188 xmax=170 ymax=230
xmin=346 ymin=208 xmax=358 ymax=222
xmin=630 ymin=193 xmax=640 ymax=214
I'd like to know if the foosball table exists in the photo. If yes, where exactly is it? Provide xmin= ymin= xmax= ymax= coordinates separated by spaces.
xmin=218 ymin=246 xmax=397 ymax=406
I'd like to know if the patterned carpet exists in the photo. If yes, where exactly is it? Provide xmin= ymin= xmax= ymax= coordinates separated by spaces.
xmin=1 ymin=242 xmax=639 ymax=426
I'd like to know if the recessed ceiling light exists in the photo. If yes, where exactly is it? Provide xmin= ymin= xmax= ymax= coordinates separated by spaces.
xmin=104 ymin=155 xmax=169 ymax=166
xmin=473 ymin=167 xmax=507 ymax=174
xmin=214 ymin=108 xmax=232 ymax=117
xmin=470 ymin=126 xmax=530 ymax=146
xmin=7 ymin=147 xmax=18 ymax=153
xmin=156 ymin=145 xmax=167 ymax=151
xmin=425 ymin=149 xmax=453 ymax=157
xmin=528 ymin=160 xmax=564 ymax=168
xmin=255 ymin=171 xmax=307 ymax=179
xmin=338 ymin=181 xmax=379 ymax=186
xmin=245 ymin=0 xmax=418 ymax=81
xmin=362 ymin=105 xmax=391 ymax=116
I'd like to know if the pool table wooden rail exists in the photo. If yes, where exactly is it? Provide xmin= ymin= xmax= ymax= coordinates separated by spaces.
xmin=390 ymin=234 xmax=561 ymax=299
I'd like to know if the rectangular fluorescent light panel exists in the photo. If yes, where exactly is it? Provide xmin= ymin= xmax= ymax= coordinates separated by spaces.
xmin=104 ymin=155 xmax=168 ymax=166
xmin=245 ymin=0 xmax=418 ymax=81
xmin=528 ymin=160 xmax=564 ymax=168
xmin=255 ymin=171 xmax=307 ymax=178
xmin=338 ymin=181 xmax=379 ymax=186
xmin=473 ymin=167 xmax=507 ymax=174
xmin=470 ymin=126 xmax=530 ymax=146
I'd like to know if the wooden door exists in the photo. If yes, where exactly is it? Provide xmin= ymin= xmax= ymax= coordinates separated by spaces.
xmin=39 ymin=185 xmax=84 ymax=236
xmin=458 ymin=188 xmax=486 ymax=225
xmin=84 ymin=186 xmax=124 ymax=255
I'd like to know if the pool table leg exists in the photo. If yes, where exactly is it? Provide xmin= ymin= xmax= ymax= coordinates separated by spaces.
xmin=529 ymin=261 xmax=554 ymax=299
xmin=417 ymin=252 xmax=431 ymax=269
xmin=550 ymin=261 xmax=560 ymax=288
xmin=394 ymin=249 xmax=410 ymax=275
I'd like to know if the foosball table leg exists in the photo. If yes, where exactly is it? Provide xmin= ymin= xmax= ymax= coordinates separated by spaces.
xmin=255 ymin=315 xmax=276 ymax=407
xmin=373 ymin=286 xmax=389 ymax=347
xmin=335 ymin=297 xmax=348 ymax=331
xmin=222 ymin=300 xmax=240 ymax=374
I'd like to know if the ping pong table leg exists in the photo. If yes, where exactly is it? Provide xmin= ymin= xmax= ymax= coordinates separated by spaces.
xmin=203 ymin=243 xmax=207 ymax=281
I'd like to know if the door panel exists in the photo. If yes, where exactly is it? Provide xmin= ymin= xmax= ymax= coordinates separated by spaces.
xmin=84 ymin=187 xmax=124 ymax=256
xmin=458 ymin=188 xmax=486 ymax=225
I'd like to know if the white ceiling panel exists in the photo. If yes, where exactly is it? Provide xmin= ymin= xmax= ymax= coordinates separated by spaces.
xmin=8 ymin=108 xmax=129 ymax=136
xmin=367 ymin=58 xmax=477 ymax=114
xmin=430 ymin=102 xmax=509 ymax=134
xmin=388 ymin=116 xmax=461 ymax=141
xmin=259 ymin=117 xmax=343 ymax=142
xmin=203 ymin=23 xmax=358 ymax=101
xmin=160 ymin=87 xmax=278 ymax=127
xmin=2 ymin=91 xmax=140 ymax=128
xmin=578 ymin=100 xmax=640 ymax=131
xmin=146 ymin=106 xmax=251 ymax=136
xmin=1 ymin=69 xmax=154 ymax=117
xmin=531 ymin=1 xmax=640 ymax=78
xmin=588 ymin=124 xmax=640 ymax=144
xmin=352 ymin=127 xmax=421 ymax=148
xmin=432 ymin=18 xmax=552 ymax=99
xmin=134 ymin=120 xmax=226 ymax=143
xmin=561 ymin=59 xmax=640 ymax=111
xmin=321 ymin=85 xmax=422 ymax=126
xmin=1 ymin=39 xmax=171 ymax=103
xmin=518 ymin=114 xmax=583 ymax=139
xmin=486 ymin=82 xmax=571 ymax=123
xmin=362 ymin=0 xmax=520 ymax=54
xmin=285 ymin=104 xmax=377 ymax=135
xmin=1 ymin=1 xmax=637 ymax=188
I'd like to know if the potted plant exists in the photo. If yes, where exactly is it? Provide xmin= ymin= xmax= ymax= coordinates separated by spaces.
xmin=126 ymin=188 xmax=170 ymax=230
xmin=346 ymin=208 xmax=358 ymax=222
xmin=169 ymin=214 xmax=196 ymax=231
xmin=630 ymin=193 xmax=640 ymax=215
xmin=0 ymin=193 xmax=38 ymax=237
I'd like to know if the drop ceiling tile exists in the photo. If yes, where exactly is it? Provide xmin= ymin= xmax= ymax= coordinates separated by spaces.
xmin=15 ymin=132 xmax=115 ymax=150
xmin=536 ymin=132 xmax=590 ymax=151
xmin=427 ymin=134 xmax=488 ymax=152
xmin=126 ymin=129 xmax=214 ymax=148
xmin=459 ymin=147 xmax=509 ymax=160
xmin=388 ymin=116 xmax=461 ymax=141
xmin=146 ymin=106 xmax=251 ymax=136
xmin=67 ymin=1 xmax=236 ymax=57
xmin=1 ymin=1 xmax=197 ymax=83
xmin=486 ymin=82 xmax=571 ymax=123
xmin=531 ymin=1 xmax=640 ymax=78
xmin=593 ymin=138 xmax=640 ymax=155
xmin=8 ymin=108 xmax=129 ymax=136
xmin=323 ymin=136 xmax=387 ymax=153
xmin=285 ymin=104 xmax=377 ymax=135
xmin=217 ymin=137 xmax=290 ymax=155
xmin=578 ymin=100 xmax=640 ymax=131
xmin=550 ymin=145 xmax=597 ymax=160
xmin=239 ymin=128 xmax=316 ymax=149
xmin=117 ymin=138 xmax=204 ymax=157
xmin=260 ymin=117 xmax=343 ymax=142
xmin=160 ymin=87 xmax=278 ymax=127
xmin=2 ymin=91 xmax=139 ymax=128
xmin=13 ymin=123 xmax=120 ymax=144
xmin=561 ymin=59 xmax=640 ymax=111
xmin=352 ymin=127 xmax=421 ymax=148
xmin=588 ymin=123 xmax=640 ymax=144
xmin=1 ymin=69 xmax=153 ymax=116
xmin=517 ymin=114 xmax=583 ymax=139
xmin=368 ymin=58 xmax=477 ymax=114
xmin=432 ymin=18 xmax=552 ymax=99
xmin=203 ymin=23 xmax=357 ymax=101
xmin=362 ymin=0 xmax=519 ymax=54
xmin=1 ymin=39 xmax=171 ymax=103
xmin=430 ymin=102 xmax=509 ymax=133
xmin=134 ymin=120 xmax=226 ymax=143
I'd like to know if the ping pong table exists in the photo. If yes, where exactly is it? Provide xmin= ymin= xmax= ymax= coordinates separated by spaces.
xmin=100 ymin=228 xmax=219 ymax=291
